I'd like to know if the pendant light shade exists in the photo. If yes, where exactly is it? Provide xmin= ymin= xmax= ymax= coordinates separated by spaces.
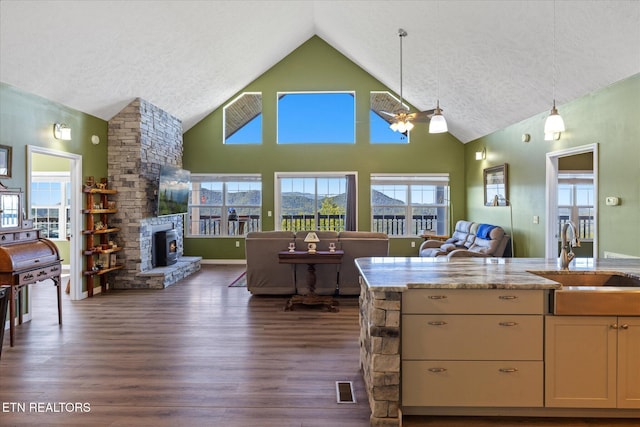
xmin=428 ymin=101 xmax=448 ymax=133
xmin=544 ymin=100 xmax=565 ymax=133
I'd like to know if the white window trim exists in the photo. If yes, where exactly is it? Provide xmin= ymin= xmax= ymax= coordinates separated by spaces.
xmin=371 ymin=173 xmax=450 ymax=237
xmin=274 ymin=171 xmax=358 ymax=231
xmin=188 ymin=173 xmax=262 ymax=238
xmin=276 ymin=91 xmax=356 ymax=144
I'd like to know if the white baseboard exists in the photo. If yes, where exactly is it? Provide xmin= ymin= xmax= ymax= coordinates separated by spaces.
xmin=200 ymin=259 xmax=247 ymax=265
xmin=604 ymin=251 xmax=639 ymax=259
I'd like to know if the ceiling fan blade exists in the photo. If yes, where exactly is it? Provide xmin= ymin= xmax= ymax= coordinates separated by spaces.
xmin=379 ymin=110 xmax=397 ymax=118
xmin=412 ymin=109 xmax=437 ymax=122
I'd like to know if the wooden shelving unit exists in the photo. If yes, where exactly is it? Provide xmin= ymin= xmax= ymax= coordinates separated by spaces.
xmin=83 ymin=187 xmax=123 ymax=297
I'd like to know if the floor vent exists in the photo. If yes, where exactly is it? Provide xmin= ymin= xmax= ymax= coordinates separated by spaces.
xmin=336 ymin=381 xmax=356 ymax=404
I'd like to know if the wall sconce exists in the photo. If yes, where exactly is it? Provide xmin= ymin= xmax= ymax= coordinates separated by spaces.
xmin=53 ymin=123 xmax=72 ymax=140
xmin=544 ymin=132 xmax=561 ymax=141
xmin=475 ymin=147 xmax=486 ymax=160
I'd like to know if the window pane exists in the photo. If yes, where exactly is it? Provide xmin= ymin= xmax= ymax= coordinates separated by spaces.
xmin=277 ymin=92 xmax=355 ymax=144
xmin=557 ymin=184 xmax=572 ymax=205
xmin=575 ymin=185 xmax=593 ymax=205
xmin=371 ymin=175 xmax=449 ymax=237
xmin=278 ymin=175 xmax=348 ymax=232
xmin=188 ymin=175 xmax=261 ymax=237
xmin=224 ymin=92 xmax=262 ymax=144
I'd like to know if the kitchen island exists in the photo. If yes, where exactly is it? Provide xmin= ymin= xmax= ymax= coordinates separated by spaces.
xmin=355 ymin=257 xmax=640 ymax=427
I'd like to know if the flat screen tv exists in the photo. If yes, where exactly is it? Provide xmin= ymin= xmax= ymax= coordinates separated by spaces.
xmin=157 ymin=166 xmax=190 ymax=216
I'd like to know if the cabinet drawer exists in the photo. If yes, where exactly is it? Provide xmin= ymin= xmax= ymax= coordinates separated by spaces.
xmin=403 ymin=314 xmax=543 ymax=360
xmin=18 ymin=266 xmax=58 ymax=285
xmin=403 ymin=289 xmax=545 ymax=314
xmin=402 ymin=360 xmax=543 ymax=407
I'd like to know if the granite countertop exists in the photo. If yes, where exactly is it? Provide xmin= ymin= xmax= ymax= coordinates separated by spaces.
xmin=355 ymin=257 xmax=640 ymax=292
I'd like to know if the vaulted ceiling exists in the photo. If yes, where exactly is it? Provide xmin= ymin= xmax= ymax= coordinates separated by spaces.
xmin=1 ymin=1 xmax=638 ymax=143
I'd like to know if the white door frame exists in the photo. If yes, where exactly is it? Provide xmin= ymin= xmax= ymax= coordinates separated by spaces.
xmin=27 ymin=145 xmax=84 ymax=300
xmin=545 ymin=143 xmax=599 ymax=259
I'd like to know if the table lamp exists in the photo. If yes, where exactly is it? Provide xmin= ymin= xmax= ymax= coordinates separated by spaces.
xmin=304 ymin=232 xmax=320 ymax=254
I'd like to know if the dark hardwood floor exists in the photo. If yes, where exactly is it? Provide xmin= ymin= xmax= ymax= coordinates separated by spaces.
xmin=1 ymin=265 xmax=637 ymax=426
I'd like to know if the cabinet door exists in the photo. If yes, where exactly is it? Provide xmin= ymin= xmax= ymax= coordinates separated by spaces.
xmin=618 ymin=317 xmax=640 ymax=409
xmin=545 ymin=316 xmax=617 ymax=408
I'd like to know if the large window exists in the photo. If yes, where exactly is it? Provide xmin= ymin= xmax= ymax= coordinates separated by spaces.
xmin=275 ymin=173 xmax=351 ymax=231
xmin=277 ymin=92 xmax=355 ymax=144
xmin=558 ymin=173 xmax=594 ymax=240
xmin=223 ymin=92 xmax=262 ymax=144
xmin=370 ymin=91 xmax=409 ymax=144
xmin=30 ymin=172 xmax=71 ymax=240
xmin=371 ymin=174 xmax=450 ymax=236
xmin=188 ymin=174 xmax=261 ymax=237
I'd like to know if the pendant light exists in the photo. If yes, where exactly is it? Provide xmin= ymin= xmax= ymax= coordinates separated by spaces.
xmin=544 ymin=0 xmax=565 ymax=135
xmin=429 ymin=0 xmax=448 ymax=134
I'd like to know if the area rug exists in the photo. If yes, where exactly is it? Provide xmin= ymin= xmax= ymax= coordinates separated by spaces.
xmin=228 ymin=271 xmax=247 ymax=287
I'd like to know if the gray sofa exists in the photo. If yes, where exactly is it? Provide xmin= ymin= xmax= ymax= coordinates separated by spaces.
xmin=419 ymin=220 xmax=511 ymax=258
xmin=245 ymin=231 xmax=389 ymax=296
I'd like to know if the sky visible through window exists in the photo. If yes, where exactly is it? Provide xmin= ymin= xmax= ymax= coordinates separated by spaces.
xmin=227 ymin=92 xmax=407 ymax=144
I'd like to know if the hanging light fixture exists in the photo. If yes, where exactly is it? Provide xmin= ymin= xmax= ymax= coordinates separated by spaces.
xmin=544 ymin=0 xmax=565 ymax=135
xmin=429 ymin=0 xmax=448 ymax=134
xmin=388 ymin=29 xmax=414 ymax=134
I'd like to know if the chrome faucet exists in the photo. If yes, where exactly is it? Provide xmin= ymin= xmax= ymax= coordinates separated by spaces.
xmin=559 ymin=221 xmax=581 ymax=270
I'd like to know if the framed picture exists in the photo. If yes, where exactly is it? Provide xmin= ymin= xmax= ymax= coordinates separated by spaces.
xmin=0 ymin=145 xmax=11 ymax=178
xmin=483 ymin=163 xmax=509 ymax=206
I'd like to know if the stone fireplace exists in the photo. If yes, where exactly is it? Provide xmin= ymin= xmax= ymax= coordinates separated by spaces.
xmin=107 ymin=98 xmax=200 ymax=289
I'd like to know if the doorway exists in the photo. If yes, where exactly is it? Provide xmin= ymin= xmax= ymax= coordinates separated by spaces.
xmin=27 ymin=146 xmax=83 ymax=300
xmin=545 ymin=144 xmax=598 ymax=259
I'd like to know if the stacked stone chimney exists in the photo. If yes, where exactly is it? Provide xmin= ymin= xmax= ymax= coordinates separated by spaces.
xmin=107 ymin=98 xmax=188 ymax=289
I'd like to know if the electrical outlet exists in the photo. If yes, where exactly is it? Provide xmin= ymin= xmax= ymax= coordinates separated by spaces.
xmin=235 ymin=241 xmax=240 ymax=248
xmin=533 ymin=215 xmax=539 ymax=224
xmin=268 ymin=211 xmax=272 ymax=217
xmin=411 ymin=241 xmax=416 ymax=248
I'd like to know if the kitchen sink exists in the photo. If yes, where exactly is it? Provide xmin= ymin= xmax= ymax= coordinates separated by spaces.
xmin=530 ymin=272 xmax=640 ymax=316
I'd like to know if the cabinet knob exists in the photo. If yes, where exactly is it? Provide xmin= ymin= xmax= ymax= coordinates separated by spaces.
xmin=427 ymin=295 xmax=447 ymax=300
xmin=428 ymin=367 xmax=447 ymax=373
xmin=610 ymin=323 xmax=618 ymax=329
xmin=427 ymin=321 xmax=447 ymax=326
xmin=620 ymin=324 xmax=629 ymax=330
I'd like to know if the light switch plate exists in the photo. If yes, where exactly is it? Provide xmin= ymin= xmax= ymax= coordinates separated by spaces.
xmin=605 ymin=196 xmax=620 ymax=206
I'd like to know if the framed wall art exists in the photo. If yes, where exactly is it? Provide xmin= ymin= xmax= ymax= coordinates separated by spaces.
xmin=483 ymin=163 xmax=509 ymax=206
xmin=0 ymin=145 xmax=11 ymax=178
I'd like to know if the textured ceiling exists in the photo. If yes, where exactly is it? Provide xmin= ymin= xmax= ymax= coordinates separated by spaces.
xmin=1 ymin=0 xmax=639 ymax=143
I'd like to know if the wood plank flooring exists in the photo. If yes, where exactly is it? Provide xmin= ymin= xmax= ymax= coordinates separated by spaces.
xmin=1 ymin=265 xmax=637 ymax=426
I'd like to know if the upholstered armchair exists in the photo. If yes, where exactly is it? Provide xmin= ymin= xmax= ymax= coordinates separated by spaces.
xmin=419 ymin=220 xmax=476 ymax=257
xmin=448 ymin=224 xmax=510 ymax=258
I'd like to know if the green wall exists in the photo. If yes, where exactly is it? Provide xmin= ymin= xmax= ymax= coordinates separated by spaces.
xmin=1 ymin=82 xmax=109 ymax=290
xmin=183 ymin=36 xmax=466 ymax=259
xmin=464 ymin=73 xmax=640 ymax=257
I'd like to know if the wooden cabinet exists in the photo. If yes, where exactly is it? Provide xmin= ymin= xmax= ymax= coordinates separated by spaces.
xmin=83 ymin=187 xmax=123 ymax=297
xmin=402 ymin=289 xmax=545 ymax=408
xmin=545 ymin=315 xmax=640 ymax=409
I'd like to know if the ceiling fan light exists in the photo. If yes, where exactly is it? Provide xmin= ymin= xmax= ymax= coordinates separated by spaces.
xmin=396 ymin=121 xmax=407 ymax=133
xmin=390 ymin=121 xmax=399 ymax=132
xmin=429 ymin=113 xmax=448 ymax=134
xmin=544 ymin=102 xmax=565 ymax=133
xmin=405 ymin=121 xmax=414 ymax=132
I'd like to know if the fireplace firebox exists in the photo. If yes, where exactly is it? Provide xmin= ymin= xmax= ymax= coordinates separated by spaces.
xmin=154 ymin=229 xmax=178 ymax=267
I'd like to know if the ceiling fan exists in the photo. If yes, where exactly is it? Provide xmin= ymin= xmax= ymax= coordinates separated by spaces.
xmin=379 ymin=29 xmax=447 ymax=134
